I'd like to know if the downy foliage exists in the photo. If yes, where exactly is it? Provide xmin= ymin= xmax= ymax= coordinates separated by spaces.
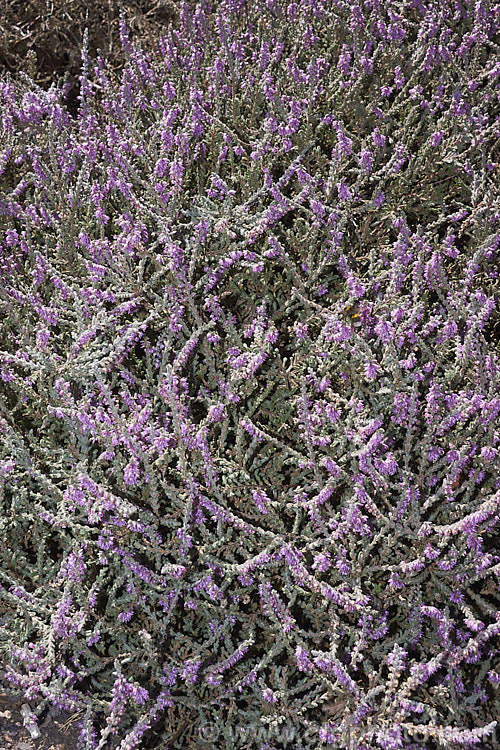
xmin=0 ymin=1 xmax=499 ymax=748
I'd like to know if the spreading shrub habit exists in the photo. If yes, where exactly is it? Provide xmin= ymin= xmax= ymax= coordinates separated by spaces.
xmin=0 ymin=1 xmax=499 ymax=748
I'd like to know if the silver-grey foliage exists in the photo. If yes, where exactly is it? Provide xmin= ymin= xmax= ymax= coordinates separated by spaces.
xmin=0 ymin=1 xmax=499 ymax=748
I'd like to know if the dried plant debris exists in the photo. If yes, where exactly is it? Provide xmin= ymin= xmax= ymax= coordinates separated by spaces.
xmin=0 ymin=0 xmax=180 ymax=87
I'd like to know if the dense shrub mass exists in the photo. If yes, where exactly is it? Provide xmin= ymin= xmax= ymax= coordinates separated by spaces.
xmin=1 ymin=1 xmax=499 ymax=748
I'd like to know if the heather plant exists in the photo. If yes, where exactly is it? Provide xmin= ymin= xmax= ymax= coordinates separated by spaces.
xmin=0 ymin=1 xmax=499 ymax=749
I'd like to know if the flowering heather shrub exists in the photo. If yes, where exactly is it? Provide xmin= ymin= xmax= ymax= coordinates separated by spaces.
xmin=1 ymin=1 xmax=500 ymax=748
